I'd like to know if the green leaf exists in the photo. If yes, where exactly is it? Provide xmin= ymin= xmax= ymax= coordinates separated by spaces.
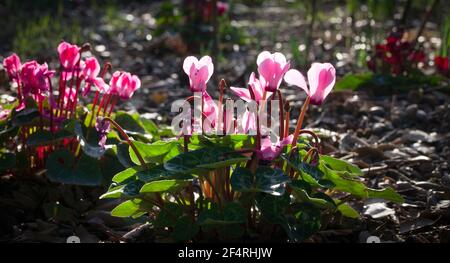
xmin=115 ymin=111 xmax=146 ymax=134
xmin=257 ymin=193 xmax=290 ymax=224
xmin=111 ymin=198 xmax=152 ymax=218
xmin=112 ymin=165 xmax=145 ymax=183
xmin=320 ymin=155 xmax=363 ymax=177
xmin=164 ymin=147 xmax=249 ymax=174
xmin=290 ymin=180 xmax=336 ymax=209
xmin=368 ymin=187 xmax=404 ymax=203
xmin=140 ymin=179 xmax=188 ymax=193
xmin=281 ymin=154 xmax=329 ymax=187
xmin=336 ymin=202 xmax=360 ymax=218
xmin=231 ymin=166 xmax=290 ymax=196
xmin=74 ymin=121 xmax=107 ymax=158
xmin=319 ymin=163 xmax=403 ymax=203
xmin=100 ymin=180 xmax=144 ymax=199
xmin=286 ymin=203 xmax=322 ymax=242
xmin=46 ymin=149 xmax=102 ymax=186
xmin=171 ymin=215 xmax=199 ymax=242
xmin=26 ymin=129 xmax=73 ymax=146
xmin=197 ymin=202 xmax=246 ymax=225
xmin=130 ymin=140 xmax=178 ymax=165
xmin=154 ymin=202 xmax=183 ymax=227
xmin=335 ymin=72 xmax=373 ymax=91
xmin=116 ymin=142 xmax=134 ymax=168
xmin=12 ymin=108 xmax=40 ymax=126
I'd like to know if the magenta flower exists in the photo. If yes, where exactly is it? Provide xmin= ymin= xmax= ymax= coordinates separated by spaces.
xmin=81 ymin=57 xmax=108 ymax=95
xmin=20 ymin=61 xmax=54 ymax=103
xmin=95 ymin=117 xmax=111 ymax=148
xmin=257 ymin=135 xmax=293 ymax=161
xmin=58 ymin=41 xmax=80 ymax=71
xmin=257 ymin=51 xmax=290 ymax=92
xmin=284 ymin=63 xmax=336 ymax=105
xmin=183 ymin=56 xmax=214 ymax=92
xmin=3 ymin=53 xmax=21 ymax=80
xmin=230 ymin=72 xmax=271 ymax=102
xmin=110 ymin=71 xmax=141 ymax=100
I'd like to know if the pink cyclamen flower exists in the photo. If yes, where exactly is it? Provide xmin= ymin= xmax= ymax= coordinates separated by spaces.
xmin=81 ymin=57 xmax=108 ymax=95
xmin=95 ymin=117 xmax=111 ymax=148
xmin=230 ymin=72 xmax=272 ymax=103
xmin=20 ymin=61 xmax=54 ymax=103
xmin=110 ymin=71 xmax=141 ymax=100
xmin=217 ymin=1 xmax=229 ymax=16
xmin=183 ymin=56 xmax=214 ymax=92
xmin=284 ymin=63 xmax=336 ymax=105
xmin=3 ymin=53 xmax=21 ymax=80
xmin=257 ymin=135 xmax=293 ymax=161
xmin=58 ymin=41 xmax=80 ymax=71
xmin=257 ymin=51 xmax=290 ymax=92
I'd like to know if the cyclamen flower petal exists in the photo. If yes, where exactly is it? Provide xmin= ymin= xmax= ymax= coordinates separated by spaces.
xmin=257 ymin=51 xmax=290 ymax=92
xmin=307 ymin=63 xmax=336 ymax=105
xmin=3 ymin=53 xmax=21 ymax=79
xmin=58 ymin=41 xmax=80 ymax=71
xmin=284 ymin=63 xmax=336 ymax=105
xmin=20 ymin=61 xmax=54 ymax=101
xmin=257 ymin=135 xmax=293 ymax=161
xmin=109 ymin=71 xmax=141 ymax=99
xmin=81 ymin=57 xmax=109 ymax=95
xmin=230 ymin=72 xmax=271 ymax=103
xmin=183 ymin=56 xmax=214 ymax=92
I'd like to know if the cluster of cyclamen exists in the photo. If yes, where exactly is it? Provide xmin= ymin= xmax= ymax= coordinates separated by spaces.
xmin=2 ymin=41 xmax=141 ymax=131
xmin=183 ymin=51 xmax=336 ymax=161
xmin=367 ymin=30 xmax=425 ymax=75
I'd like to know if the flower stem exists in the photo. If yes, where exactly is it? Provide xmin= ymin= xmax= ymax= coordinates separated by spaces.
xmin=47 ymin=76 xmax=54 ymax=133
xmin=103 ymin=117 xmax=146 ymax=166
xmin=291 ymin=96 xmax=310 ymax=149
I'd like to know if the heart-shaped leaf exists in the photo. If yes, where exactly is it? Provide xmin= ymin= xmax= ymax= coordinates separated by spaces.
xmin=46 ymin=149 xmax=102 ymax=186
xmin=130 ymin=140 xmax=179 ymax=165
xmin=140 ymin=179 xmax=188 ymax=193
xmin=231 ymin=166 xmax=290 ymax=196
xmin=165 ymin=147 xmax=249 ymax=175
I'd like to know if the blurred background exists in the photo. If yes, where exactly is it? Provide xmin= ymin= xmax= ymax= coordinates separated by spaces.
xmin=0 ymin=0 xmax=449 ymax=116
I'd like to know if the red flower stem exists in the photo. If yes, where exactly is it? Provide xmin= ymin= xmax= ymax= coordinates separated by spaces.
xmin=284 ymin=101 xmax=290 ymax=138
xmin=88 ymin=91 xmax=100 ymax=127
xmin=103 ymin=117 xmax=145 ymax=166
xmin=102 ymin=94 xmax=112 ymax=115
xmin=290 ymin=96 xmax=310 ymax=149
xmin=47 ymin=76 xmax=54 ymax=133
xmin=70 ymin=75 xmax=83 ymax=118
xmin=57 ymin=72 xmax=66 ymax=117
xmin=96 ymin=94 xmax=107 ymax=116
xmin=107 ymin=95 xmax=118 ymax=116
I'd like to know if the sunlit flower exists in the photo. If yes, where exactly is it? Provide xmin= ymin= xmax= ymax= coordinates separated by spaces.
xmin=257 ymin=135 xmax=293 ymax=161
xmin=183 ymin=56 xmax=214 ymax=93
xmin=3 ymin=53 xmax=21 ymax=80
xmin=257 ymin=51 xmax=290 ymax=92
xmin=110 ymin=71 xmax=141 ymax=100
xmin=284 ymin=63 xmax=336 ymax=105
xmin=58 ymin=41 xmax=80 ymax=71
xmin=81 ymin=57 xmax=108 ymax=95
